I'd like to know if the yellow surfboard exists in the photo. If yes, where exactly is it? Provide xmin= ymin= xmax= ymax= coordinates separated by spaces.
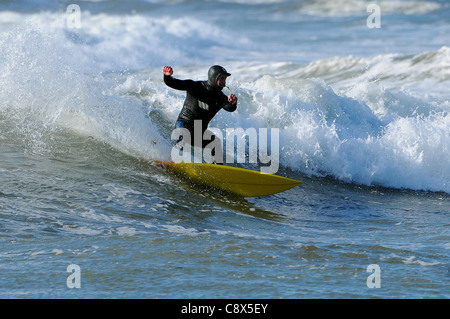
xmin=155 ymin=161 xmax=301 ymax=197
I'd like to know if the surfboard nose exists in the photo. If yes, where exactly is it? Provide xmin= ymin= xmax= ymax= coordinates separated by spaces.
xmin=155 ymin=161 xmax=301 ymax=197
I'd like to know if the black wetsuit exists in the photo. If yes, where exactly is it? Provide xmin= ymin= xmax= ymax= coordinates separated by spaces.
xmin=164 ymin=65 xmax=237 ymax=135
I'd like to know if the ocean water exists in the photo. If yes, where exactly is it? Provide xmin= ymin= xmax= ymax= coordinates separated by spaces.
xmin=0 ymin=0 xmax=449 ymax=299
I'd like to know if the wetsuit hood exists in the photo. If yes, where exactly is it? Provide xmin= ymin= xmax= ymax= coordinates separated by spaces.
xmin=207 ymin=65 xmax=231 ymax=90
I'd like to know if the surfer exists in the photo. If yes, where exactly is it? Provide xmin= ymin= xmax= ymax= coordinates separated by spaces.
xmin=163 ymin=65 xmax=238 ymax=163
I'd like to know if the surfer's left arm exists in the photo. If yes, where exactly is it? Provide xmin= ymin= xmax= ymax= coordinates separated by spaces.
xmin=222 ymin=93 xmax=237 ymax=112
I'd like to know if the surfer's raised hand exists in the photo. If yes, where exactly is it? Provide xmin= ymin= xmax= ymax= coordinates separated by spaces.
xmin=228 ymin=94 xmax=237 ymax=105
xmin=163 ymin=66 xmax=173 ymax=76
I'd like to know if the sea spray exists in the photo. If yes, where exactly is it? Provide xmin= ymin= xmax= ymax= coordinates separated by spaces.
xmin=0 ymin=18 xmax=170 ymax=161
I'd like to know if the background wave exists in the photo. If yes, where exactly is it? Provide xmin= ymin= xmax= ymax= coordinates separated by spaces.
xmin=1 ymin=2 xmax=448 ymax=193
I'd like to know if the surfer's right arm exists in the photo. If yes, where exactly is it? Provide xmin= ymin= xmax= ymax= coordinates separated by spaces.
xmin=163 ymin=65 xmax=195 ymax=91
xmin=163 ymin=65 xmax=173 ymax=76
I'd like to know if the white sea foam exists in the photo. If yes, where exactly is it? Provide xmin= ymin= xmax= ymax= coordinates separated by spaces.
xmin=232 ymin=74 xmax=449 ymax=193
xmin=297 ymin=0 xmax=443 ymax=17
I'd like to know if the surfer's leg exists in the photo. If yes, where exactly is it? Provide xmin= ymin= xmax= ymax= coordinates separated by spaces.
xmin=202 ymin=131 xmax=223 ymax=165
xmin=172 ymin=121 xmax=183 ymax=150
xmin=172 ymin=121 xmax=193 ymax=151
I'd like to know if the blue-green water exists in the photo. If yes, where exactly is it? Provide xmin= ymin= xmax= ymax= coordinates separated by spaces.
xmin=1 ymin=138 xmax=448 ymax=298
